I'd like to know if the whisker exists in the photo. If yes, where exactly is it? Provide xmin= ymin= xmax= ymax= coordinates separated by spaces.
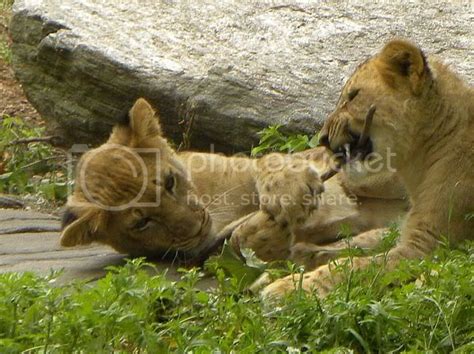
xmin=171 ymin=250 xmax=179 ymax=266
xmin=209 ymin=204 xmax=239 ymax=211
xmin=204 ymin=183 xmax=247 ymax=210
xmin=208 ymin=214 xmax=235 ymax=222
xmin=209 ymin=213 xmax=234 ymax=218
xmin=208 ymin=206 xmax=239 ymax=214
xmin=161 ymin=246 xmax=173 ymax=260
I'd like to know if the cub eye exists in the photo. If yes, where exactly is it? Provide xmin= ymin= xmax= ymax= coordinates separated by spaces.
xmin=165 ymin=174 xmax=176 ymax=192
xmin=134 ymin=217 xmax=152 ymax=231
xmin=347 ymin=89 xmax=360 ymax=102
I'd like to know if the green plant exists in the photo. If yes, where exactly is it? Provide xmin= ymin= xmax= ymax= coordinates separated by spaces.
xmin=0 ymin=240 xmax=473 ymax=352
xmin=0 ymin=38 xmax=11 ymax=64
xmin=0 ymin=115 xmax=68 ymax=202
xmin=0 ymin=0 xmax=14 ymax=10
xmin=251 ymin=125 xmax=319 ymax=156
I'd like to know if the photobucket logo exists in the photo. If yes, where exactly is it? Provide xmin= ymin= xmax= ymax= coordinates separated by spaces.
xmin=182 ymin=146 xmax=398 ymax=179
xmin=68 ymin=144 xmax=161 ymax=211
xmin=328 ymin=147 xmax=398 ymax=175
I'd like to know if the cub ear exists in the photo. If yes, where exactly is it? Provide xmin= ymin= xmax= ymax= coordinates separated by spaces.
xmin=60 ymin=208 xmax=106 ymax=247
xmin=377 ymin=39 xmax=429 ymax=95
xmin=107 ymin=98 xmax=166 ymax=147
xmin=129 ymin=98 xmax=163 ymax=145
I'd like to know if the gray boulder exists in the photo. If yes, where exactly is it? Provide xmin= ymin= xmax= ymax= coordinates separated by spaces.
xmin=10 ymin=1 xmax=473 ymax=152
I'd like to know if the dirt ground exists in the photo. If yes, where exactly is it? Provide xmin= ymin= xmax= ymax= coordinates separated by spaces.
xmin=0 ymin=8 xmax=42 ymax=125
xmin=1 ymin=7 xmax=64 ymax=214
xmin=0 ymin=61 xmax=42 ymax=124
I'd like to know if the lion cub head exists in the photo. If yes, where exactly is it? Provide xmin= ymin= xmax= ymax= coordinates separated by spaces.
xmin=320 ymin=39 xmax=435 ymax=168
xmin=61 ymin=98 xmax=212 ymax=257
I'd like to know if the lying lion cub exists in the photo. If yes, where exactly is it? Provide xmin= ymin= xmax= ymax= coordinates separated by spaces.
xmin=262 ymin=39 xmax=473 ymax=298
xmin=60 ymin=95 xmax=406 ymax=269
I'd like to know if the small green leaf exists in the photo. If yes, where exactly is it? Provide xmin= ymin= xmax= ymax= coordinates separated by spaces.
xmin=195 ymin=291 xmax=209 ymax=304
xmin=0 ymin=172 xmax=13 ymax=181
xmin=308 ymin=133 xmax=320 ymax=148
xmin=205 ymin=242 xmax=266 ymax=290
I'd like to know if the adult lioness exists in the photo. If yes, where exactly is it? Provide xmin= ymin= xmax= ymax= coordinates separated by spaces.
xmin=262 ymin=39 xmax=473 ymax=298
xmin=60 ymin=97 xmax=406 ymax=267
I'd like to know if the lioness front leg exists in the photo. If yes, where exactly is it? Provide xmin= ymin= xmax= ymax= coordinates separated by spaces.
xmin=290 ymin=228 xmax=388 ymax=270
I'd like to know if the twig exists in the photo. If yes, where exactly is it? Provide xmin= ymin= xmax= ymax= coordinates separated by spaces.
xmin=183 ymin=112 xmax=195 ymax=150
xmin=320 ymin=105 xmax=376 ymax=182
xmin=357 ymin=105 xmax=376 ymax=148
xmin=6 ymin=136 xmax=62 ymax=147
xmin=320 ymin=162 xmax=341 ymax=182
xmin=19 ymin=156 xmax=63 ymax=170
xmin=177 ymin=107 xmax=196 ymax=152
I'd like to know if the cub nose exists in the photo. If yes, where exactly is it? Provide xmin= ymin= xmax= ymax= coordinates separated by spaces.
xmin=319 ymin=133 xmax=330 ymax=148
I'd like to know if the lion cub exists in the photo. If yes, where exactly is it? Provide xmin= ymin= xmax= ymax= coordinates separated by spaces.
xmin=263 ymin=39 xmax=473 ymax=298
xmin=61 ymin=97 xmax=406 ymax=266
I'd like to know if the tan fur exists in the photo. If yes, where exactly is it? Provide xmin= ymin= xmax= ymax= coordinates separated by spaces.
xmin=61 ymin=96 xmax=407 ymax=266
xmin=262 ymin=39 xmax=473 ymax=299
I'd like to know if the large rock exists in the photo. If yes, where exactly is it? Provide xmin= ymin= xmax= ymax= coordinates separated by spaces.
xmin=10 ymin=1 xmax=473 ymax=152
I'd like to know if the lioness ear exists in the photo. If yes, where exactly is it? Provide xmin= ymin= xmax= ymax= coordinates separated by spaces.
xmin=129 ymin=98 xmax=163 ymax=145
xmin=60 ymin=208 xmax=106 ymax=247
xmin=377 ymin=39 xmax=429 ymax=95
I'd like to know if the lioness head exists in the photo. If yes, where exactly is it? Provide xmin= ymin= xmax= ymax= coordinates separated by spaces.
xmin=61 ymin=98 xmax=212 ymax=258
xmin=319 ymin=39 xmax=433 ymax=168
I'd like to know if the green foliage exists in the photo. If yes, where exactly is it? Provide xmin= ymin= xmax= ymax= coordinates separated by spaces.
xmin=0 ymin=38 xmax=11 ymax=64
xmin=251 ymin=125 xmax=319 ymax=156
xmin=1 ymin=241 xmax=473 ymax=352
xmin=0 ymin=0 xmax=15 ymax=10
xmin=205 ymin=242 xmax=267 ymax=291
xmin=0 ymin=115 xmax=68 ymax=202
xmin=205 ymin=242 xmax=296 ymax=293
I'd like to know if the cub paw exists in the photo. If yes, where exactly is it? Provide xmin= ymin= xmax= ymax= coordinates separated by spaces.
xmin=229 ymin=210 xmax=292 ymax=262
xmin=260 ymin=274 xmax=301 ymax=300
xmin=261 ymin=265 xmax=335 ymax=301
xmin=257 ymin=155 xmax=324 ymax=223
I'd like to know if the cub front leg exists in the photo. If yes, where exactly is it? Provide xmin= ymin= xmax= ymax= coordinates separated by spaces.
xmin=261 ymin=254 xmax=378 ymax=299
xmin=262 ymin=219 xmax=438 ymax=299
xmin=290 ymin=228 xmax=388 ymax=270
